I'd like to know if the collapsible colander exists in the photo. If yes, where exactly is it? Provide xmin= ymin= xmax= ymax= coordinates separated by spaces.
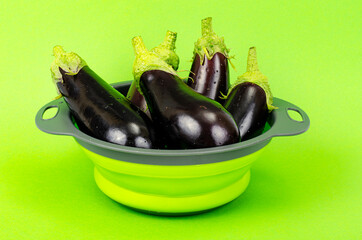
xmin=35 ymin=81 xmax=310 ymax=215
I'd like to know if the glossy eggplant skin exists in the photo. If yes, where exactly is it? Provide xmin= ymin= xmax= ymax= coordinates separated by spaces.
xmin=126 ymin=81 xmax=151 ymax=119
xmin=57 ymin=66 xmax=155 ymax=149
xmin=187 ymin=52 xmax=229 ymax=104
xmin=140 ymin=70 xmax=240 ymax=149
xmin=223 ymin=82 xmax=268 ymax=141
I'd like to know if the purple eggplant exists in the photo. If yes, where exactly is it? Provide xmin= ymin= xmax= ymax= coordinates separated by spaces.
xmin=50 ymin=46 xmax=156 ymax=149
xmin=187 ymin=17 xmax=230 ymax=104
xmin=224 ymin=47 xmax=276 ymax=140
xmin=126 ymin=31 xmax=179 ymax=119
xmin=132 ymin=36 xmax=240 ymax=149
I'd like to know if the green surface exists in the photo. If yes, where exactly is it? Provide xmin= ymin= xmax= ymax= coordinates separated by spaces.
xmin=0 ymin=0 xmax=361 ymax=239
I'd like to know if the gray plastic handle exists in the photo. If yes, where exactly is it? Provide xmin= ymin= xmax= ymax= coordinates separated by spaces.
xmin=35 ymin=98 xmax=76 ymax=136
xmin=267 ymin=98 xmax=310 ymax=137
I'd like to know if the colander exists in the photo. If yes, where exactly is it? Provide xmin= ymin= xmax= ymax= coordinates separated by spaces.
xmin=35 ymin=81 xmax=310 ymax=215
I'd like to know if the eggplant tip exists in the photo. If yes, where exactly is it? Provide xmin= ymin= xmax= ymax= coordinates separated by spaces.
xmin=53 ymin=45 xmax=65 ymax=57
xmin=201 ymin=17 xmax=213 ymax=36
xmin=202 ymin=17 xmax=212 ymax=23
xmin=132 ymin=36 xmax=147 ymax=56
xmin=50 ymin=46 xmax=87 ymax=86
xmin=247 ymin=47 xmax=259 ymax=72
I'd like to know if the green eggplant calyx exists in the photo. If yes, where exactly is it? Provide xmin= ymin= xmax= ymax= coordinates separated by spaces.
xmin=50 ymin=46 xmax=87 ymax=88
xmin=229 ymin=47 xmax=277 ymax=112
xmin=132 ymin=36 xmax=177 ymax=95
xmin=193 ymin=17 xmax=230 ymax=62
xmin=151 ymin=30 xmax=180 ymax=70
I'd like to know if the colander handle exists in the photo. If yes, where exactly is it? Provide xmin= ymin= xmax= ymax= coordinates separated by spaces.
xmin=35 ymin=98 xmax=76 ymax=136
xmin=268 ymin=98 xmax=310 ymax=137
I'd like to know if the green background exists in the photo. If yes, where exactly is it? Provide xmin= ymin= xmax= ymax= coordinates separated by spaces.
xmin=1 ymin=0 xmax=361 ymax=239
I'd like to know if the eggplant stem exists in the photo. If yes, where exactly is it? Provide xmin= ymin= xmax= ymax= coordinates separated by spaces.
xmin=150 ymin=31 xmax=179 ymax=70
xmin=228 ymin=46 xmax=277 ymax=112
xmin=132 ymin=35 xmax=178 ymax=97
xmin=194 ymin=17 xmax=229 ymax=61
xmin=247 ymin=47 xmax=259 ymax=72
xmin=132 ymin=36 xmax=147 ymax=56
xmin=162 ymin=31 xmax=177 ymax=50
xmin=50 ymin=45 xmax=87 ymax=89
xmin=53 ymin=45 xmax=65 ymax=58
xmin=201 ymin=17 xmax=213 ymax=36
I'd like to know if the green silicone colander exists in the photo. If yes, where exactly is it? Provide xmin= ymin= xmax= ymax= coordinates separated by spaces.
xmin=35 ymin=81 xmax=310 ymax=215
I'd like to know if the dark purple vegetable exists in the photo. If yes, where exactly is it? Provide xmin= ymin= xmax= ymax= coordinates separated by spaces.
xmin=127 ymin=31 xmax=179 ymax=119
xmin=224 ymin=82 xmax=268 ymax=140
xmin=188 ymin=53 xmax=229 ymax=101
xmin=140 ymin=70 xmax=240 ymax=149
xmin=224 ymin=47 xmax=276 ymax=141
xmin=50 ymin=46 xmax=156 ymax=149
xmin=187 ymin=17 xmax=230 ymax=104
xmin=126 ymin=81 xmax=151 ymax=118
xmin=132 ymin=37 xmax=240 ymax=149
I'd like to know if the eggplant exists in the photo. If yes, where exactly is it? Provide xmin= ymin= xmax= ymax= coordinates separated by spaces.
xmin=187 ymin=17 xmax=230 ymax=104
xmin=126 ymin=31 xmax=179 ymax=119
xmin=50 ymin=46 xmax=156 ymax=149
xmin=132 ymin=36 xmax=240 ymax=149
xmin=224 ymin=47 xmax=276 ymax=140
